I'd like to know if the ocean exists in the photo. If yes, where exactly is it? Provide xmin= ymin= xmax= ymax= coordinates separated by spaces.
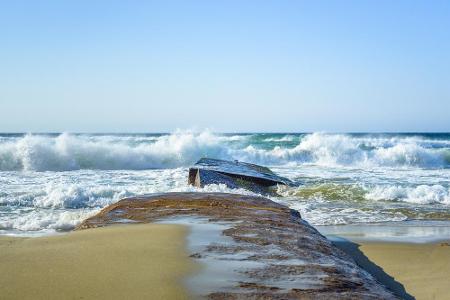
xmin=1 ymin=131 xmax=449 ymax=236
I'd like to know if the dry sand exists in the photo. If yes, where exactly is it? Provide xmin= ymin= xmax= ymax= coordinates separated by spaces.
xmin=0 ymin=224 xmax=196 ymax=300
xmin=335 ymin=240 xmax=450 ymax=300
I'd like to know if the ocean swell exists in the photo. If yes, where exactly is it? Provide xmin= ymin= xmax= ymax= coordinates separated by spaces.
xmin=0 ymin=131 xmax=231 ymax=171
xmin=0 ymin=132 xmax=449 ymax=171
xmin=236 ymin=133 xmax=449 ymax=168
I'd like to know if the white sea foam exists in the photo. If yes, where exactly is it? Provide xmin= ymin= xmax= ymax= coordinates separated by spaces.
xmin=0 ymin=209 xmax=98 ymax=232
xmin=276 ymin=179 xmax=450 ymax=205
xmin=0 ymin=167 xmax=259 ymax=232
xmin=34 ymin=184 xmax=131 ymax=208
xmin=0 ymin=131 xmax=449 ymax=171
xmin=294 ymin=206 xmax=408 ymax=226
xmin=366 ymin=184 xmax=450 ymax=204
xmin=232 ymin=133 xmax=449 ymax=168
xmin=0 ymin=131 xmax=231 ymax=171
xmin=1 ymin=131 xmax=450 ymax=234
xmin=263 ymin=135 xmax=297 ymax=142
xmin=0 ymin=182 xmax=257 ymax=232
xmin=0 ymin=179 xmax=449 ymax=231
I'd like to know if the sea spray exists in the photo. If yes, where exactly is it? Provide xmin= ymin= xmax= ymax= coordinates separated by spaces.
xmin=0 ymin=131 xmax=449 ymax=171
xmin=1 ymin=131 xmax=449 ymax=234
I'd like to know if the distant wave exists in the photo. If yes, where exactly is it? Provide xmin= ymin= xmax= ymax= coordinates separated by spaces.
xmin=235 ymin=133 xmax=450 ymax=169
xmin=0 ymin=131 xmax=232 ymax=171
xmin=263 ymin=135 xmax=297 ymax=142
xmin=0 ymin=131 xmax=449 ymax=171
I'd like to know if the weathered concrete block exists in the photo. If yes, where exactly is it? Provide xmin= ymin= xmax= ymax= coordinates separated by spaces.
xmin=188 ymin=158 xmax=293 ymax=194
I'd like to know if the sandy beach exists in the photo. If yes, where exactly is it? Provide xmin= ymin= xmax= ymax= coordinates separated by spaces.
xmin=0 ymin=224 xmax=195 ymax=300
xmin=335 ymin=240 xmax=450 ymax=300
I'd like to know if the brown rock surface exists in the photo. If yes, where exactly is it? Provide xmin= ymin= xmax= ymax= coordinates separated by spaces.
xmin=77 ymin=192 xmax=396 ymax=299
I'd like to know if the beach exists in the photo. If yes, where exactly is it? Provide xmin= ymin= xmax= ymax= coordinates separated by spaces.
xmin=359 ymin=242 xmax=450 ymax=300
xmin=334 ymin=240 xmax=450 ymax=300
xmin=1 ymin=132 xmax=449 ymax=298
xmin=320 ymin=223 xmax=450 ymax=299
xmin=0 ymin=224 xmax=195 ymax=300
xmin=2 ymin=0 xmax=449 ymax=297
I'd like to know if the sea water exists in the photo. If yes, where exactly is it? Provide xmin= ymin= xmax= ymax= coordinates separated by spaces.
xmin=0 ymin=130 xmax=449 ymax=238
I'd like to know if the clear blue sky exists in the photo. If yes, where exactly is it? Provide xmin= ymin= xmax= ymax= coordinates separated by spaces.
xmin=1 ymin=0 xmax=449 ymax=132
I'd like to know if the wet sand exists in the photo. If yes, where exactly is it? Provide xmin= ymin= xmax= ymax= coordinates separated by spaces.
xmin=0 ymin=224 xmax=195 ymax=300
xmin=335 ymin=240 xmax=450 ymax=300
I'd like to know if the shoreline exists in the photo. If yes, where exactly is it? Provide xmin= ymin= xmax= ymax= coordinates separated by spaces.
xmin=318 ymin=222 xmax=450 ymax=299
xmin=316 ymin=220 xmax=450 ymax=244
xmin=3 ymin=201 xmax=449 ymax=299
xmin=74 ymin=192 xmax=397 ymax=298
xmin=334 ymin=239 xmax=450 ymax=300
xmin=0 ymin=223 xmax=196 ymax=300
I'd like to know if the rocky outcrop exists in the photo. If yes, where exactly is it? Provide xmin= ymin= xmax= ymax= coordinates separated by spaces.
xmin=77 ymin=192 xmax=396 ymax=299
xmin=188 ymin=158 xmax=293 ymax=194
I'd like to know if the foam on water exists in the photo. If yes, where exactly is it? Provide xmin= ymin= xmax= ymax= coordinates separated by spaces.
xmin=278 ymin=183 xmax=450 ymax=205
xmin=366 ymin=184 xmax=450 ymax=205
xmin=263 ymin=135 xmax=297 ymax=142
xmin=0 ymin=209 xmax=97 ymax=233
xmin=0 ymin=131 xmax=234 ymax=171
xmin=0 ymin=131 xmax=449 ymax=171
xmin=0 ymin=168 xmax=259 ymax=233
xmin=0 ymin=131 xmax=449 ymax=234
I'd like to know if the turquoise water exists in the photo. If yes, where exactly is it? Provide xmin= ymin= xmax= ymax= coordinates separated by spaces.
xmin=0 ymin=131 xmax=449 ymax=235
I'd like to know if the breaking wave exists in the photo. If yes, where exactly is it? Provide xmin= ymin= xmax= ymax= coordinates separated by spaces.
xmin=0 ymin=180 xmax=257 ymax=232
xmin=0 ymin=209 xmax=98 ymax=232
xmin=237 ymin=133 xmax=450 ymax=168
xmin=0 ymin=131 xmax=231 ymax=171
xmin=0 ymin=131 xmax=449 ymax=171
xmin=366 ymin=184 xmax=450 ymax=205
xmin=279 ymin=183 xmax=450 ymax=205
xmin=263 ymin=135 xmax=297 ymax=142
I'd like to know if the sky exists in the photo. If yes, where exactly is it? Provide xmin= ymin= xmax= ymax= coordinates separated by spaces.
xmin=0 ymin=0 xmax=449 ymax=133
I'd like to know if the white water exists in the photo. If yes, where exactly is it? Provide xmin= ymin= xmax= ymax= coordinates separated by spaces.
xmin=0 ymin=131 xmax=449 ymax=234
xmin=0 ymin=131 xmax=449 ymax=172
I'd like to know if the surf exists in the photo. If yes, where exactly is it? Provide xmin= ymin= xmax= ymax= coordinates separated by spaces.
xmin=1 ymin=131 xmax=449 ymax=172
